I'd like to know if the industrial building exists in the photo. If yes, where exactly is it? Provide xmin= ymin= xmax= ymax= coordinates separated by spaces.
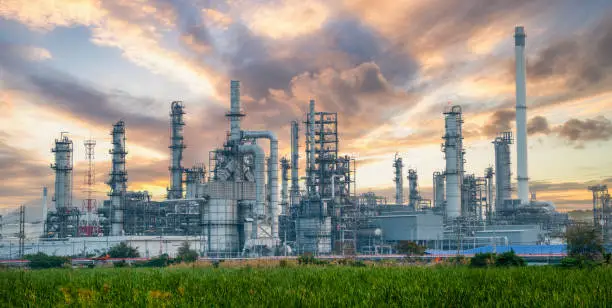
xmin=3 ymin=25 xmax=580 ymax=259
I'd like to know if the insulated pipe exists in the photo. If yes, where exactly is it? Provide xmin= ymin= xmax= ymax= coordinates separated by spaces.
xmin=242 ymin=131 xmax=279 ymax=238
xmin=238 ymin=144 xmax=265 ymax=238
xmin=514 ymin=26 xmax=529 ymax=205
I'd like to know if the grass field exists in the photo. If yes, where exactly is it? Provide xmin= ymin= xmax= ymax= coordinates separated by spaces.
xmin=1 ymin=266 xmax=611 ymax=307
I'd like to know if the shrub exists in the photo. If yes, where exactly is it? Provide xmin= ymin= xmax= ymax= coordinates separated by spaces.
xmin=297 ymin=254 xmax=328 ymax=265
xmin=107 ymin=242 xmax=140 ymax=258
xmin=114 ymin=260 xmax=127 ymax=268
xmin=495 ymin=251 xmax=526 ymax=267
xmin=279 ymin=259 xmax=289 ymax=268
xmin=176 ymin=242 xmax=198 ymax=263
xmin=470 ymin=253 xmax=496 ymax=268
xmin=23 ymin=253 xmax=69 ymax=269
xmin=396 ymin=241 xmax=426 ymax=256
xmin=136 ymin=254 xmax=174 ymax=268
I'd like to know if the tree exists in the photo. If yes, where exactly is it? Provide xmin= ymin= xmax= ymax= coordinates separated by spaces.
xmin=107 ymin=242 xmax=140 ymax=258
xmin=565 ymin=223 xmax=604 ymax=261
xmin=176 ymin=241 xmax=198 ymax=263
xmin=396 ymin=241 xmax=426 ymax=256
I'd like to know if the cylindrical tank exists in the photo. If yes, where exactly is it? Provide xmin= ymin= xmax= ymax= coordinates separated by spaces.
xmin=202 ymin=199 xmax=239 ymax=256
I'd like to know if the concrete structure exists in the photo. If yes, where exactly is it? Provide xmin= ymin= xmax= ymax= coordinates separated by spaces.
xmin=515 ymin=26 xmax=529 ymax=205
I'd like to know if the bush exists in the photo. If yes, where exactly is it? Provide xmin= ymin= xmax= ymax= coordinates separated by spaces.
xmin=135 ymin=254 xmax=175 ymax=268
xmin=23 ymin=253 xmax=69 ymax=269
xmin=396 ymin=241 xmax=426 ymax=256
xmin=495 ymin=251 xmax=526 ymax=267
xmin=176 ymin=242 xmax=198 ymax=263
xmin=114 ymin=260 xmax=127 ymax=268
xmin=279 ymin=259 xmax=289 ymax=268
xmin=470 ymin=253 xmax=496 ymax=268
xmin=107 ymin=242 xmax=140 ymax=258
xmin=297 ymin=254 xmax=328 ymax=265
xmin=560 ymin=257 xmax=599 ymax=269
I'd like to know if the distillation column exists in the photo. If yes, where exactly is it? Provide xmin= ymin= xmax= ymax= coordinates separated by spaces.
xmin=433 ymin=171 xmax=445 ymax=210
xmin=280 ymin=158 xmax=290 ymax=215
xmin=51 ymin=133 xmax=73 ymax=237
xmin=109 ymin=121 xmax=128 ymax=236
xmin=393 ymin=154 xmax=404 ymax=205
xmin=443 ymin=106 xmax=464 ymax=219
xmin=290 ymin=121 xmax=299 ymax=205
xmin=168 ymin=101 xmax=186 ymax=199
xmin=493 ymin=132 xmax=513 ymax=213
xmin=408 ymin=169 xmax=420 ymax=209
xmin=515 ymin=26 xmax=530 ymax=205
xmin=307 ymin=100 xmax=316 ymax=198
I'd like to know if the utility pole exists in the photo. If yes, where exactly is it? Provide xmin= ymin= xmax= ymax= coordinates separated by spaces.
xmin=18 ymin=205 xmax=25 ymax=258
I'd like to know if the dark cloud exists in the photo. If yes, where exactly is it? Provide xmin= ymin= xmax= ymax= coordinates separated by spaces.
xmin=557 ymin=116 xmax=612 ymax=143
xmin=527 ymin=116 xmax=551 ymax=135
xmin=526 ymin=14 xmax=612 ymax=96
xmin=481 ymin=109 xmax=515 ymax=137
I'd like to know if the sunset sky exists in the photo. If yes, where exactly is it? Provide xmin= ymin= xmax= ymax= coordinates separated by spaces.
xmin=1 ymin=0 xmax=611 ymax=215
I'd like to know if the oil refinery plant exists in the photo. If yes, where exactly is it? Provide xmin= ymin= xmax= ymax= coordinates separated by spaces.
xmin=4 ymin=26 xmax=611 ymax=259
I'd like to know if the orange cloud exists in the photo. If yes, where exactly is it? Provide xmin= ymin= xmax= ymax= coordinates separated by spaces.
xmin=241 ymin=0 xmax=331 ymax=39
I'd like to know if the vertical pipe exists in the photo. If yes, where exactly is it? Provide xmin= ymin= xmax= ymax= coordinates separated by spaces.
xmin=168 ymin=101 xmax=185 ymax=199
xmin=515 ymin=26 xmax=529 ymax=205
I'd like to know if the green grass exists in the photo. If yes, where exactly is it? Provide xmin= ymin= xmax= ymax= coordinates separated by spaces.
xmin=1 ymin=266 xmax=611 ymax=307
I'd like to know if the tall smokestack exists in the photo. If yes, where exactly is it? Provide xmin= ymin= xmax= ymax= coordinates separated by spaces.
xmin=514 ymin=26 xmax=529 ymax=205
xmin=168 ymin=101 xmax=185 ymax=199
